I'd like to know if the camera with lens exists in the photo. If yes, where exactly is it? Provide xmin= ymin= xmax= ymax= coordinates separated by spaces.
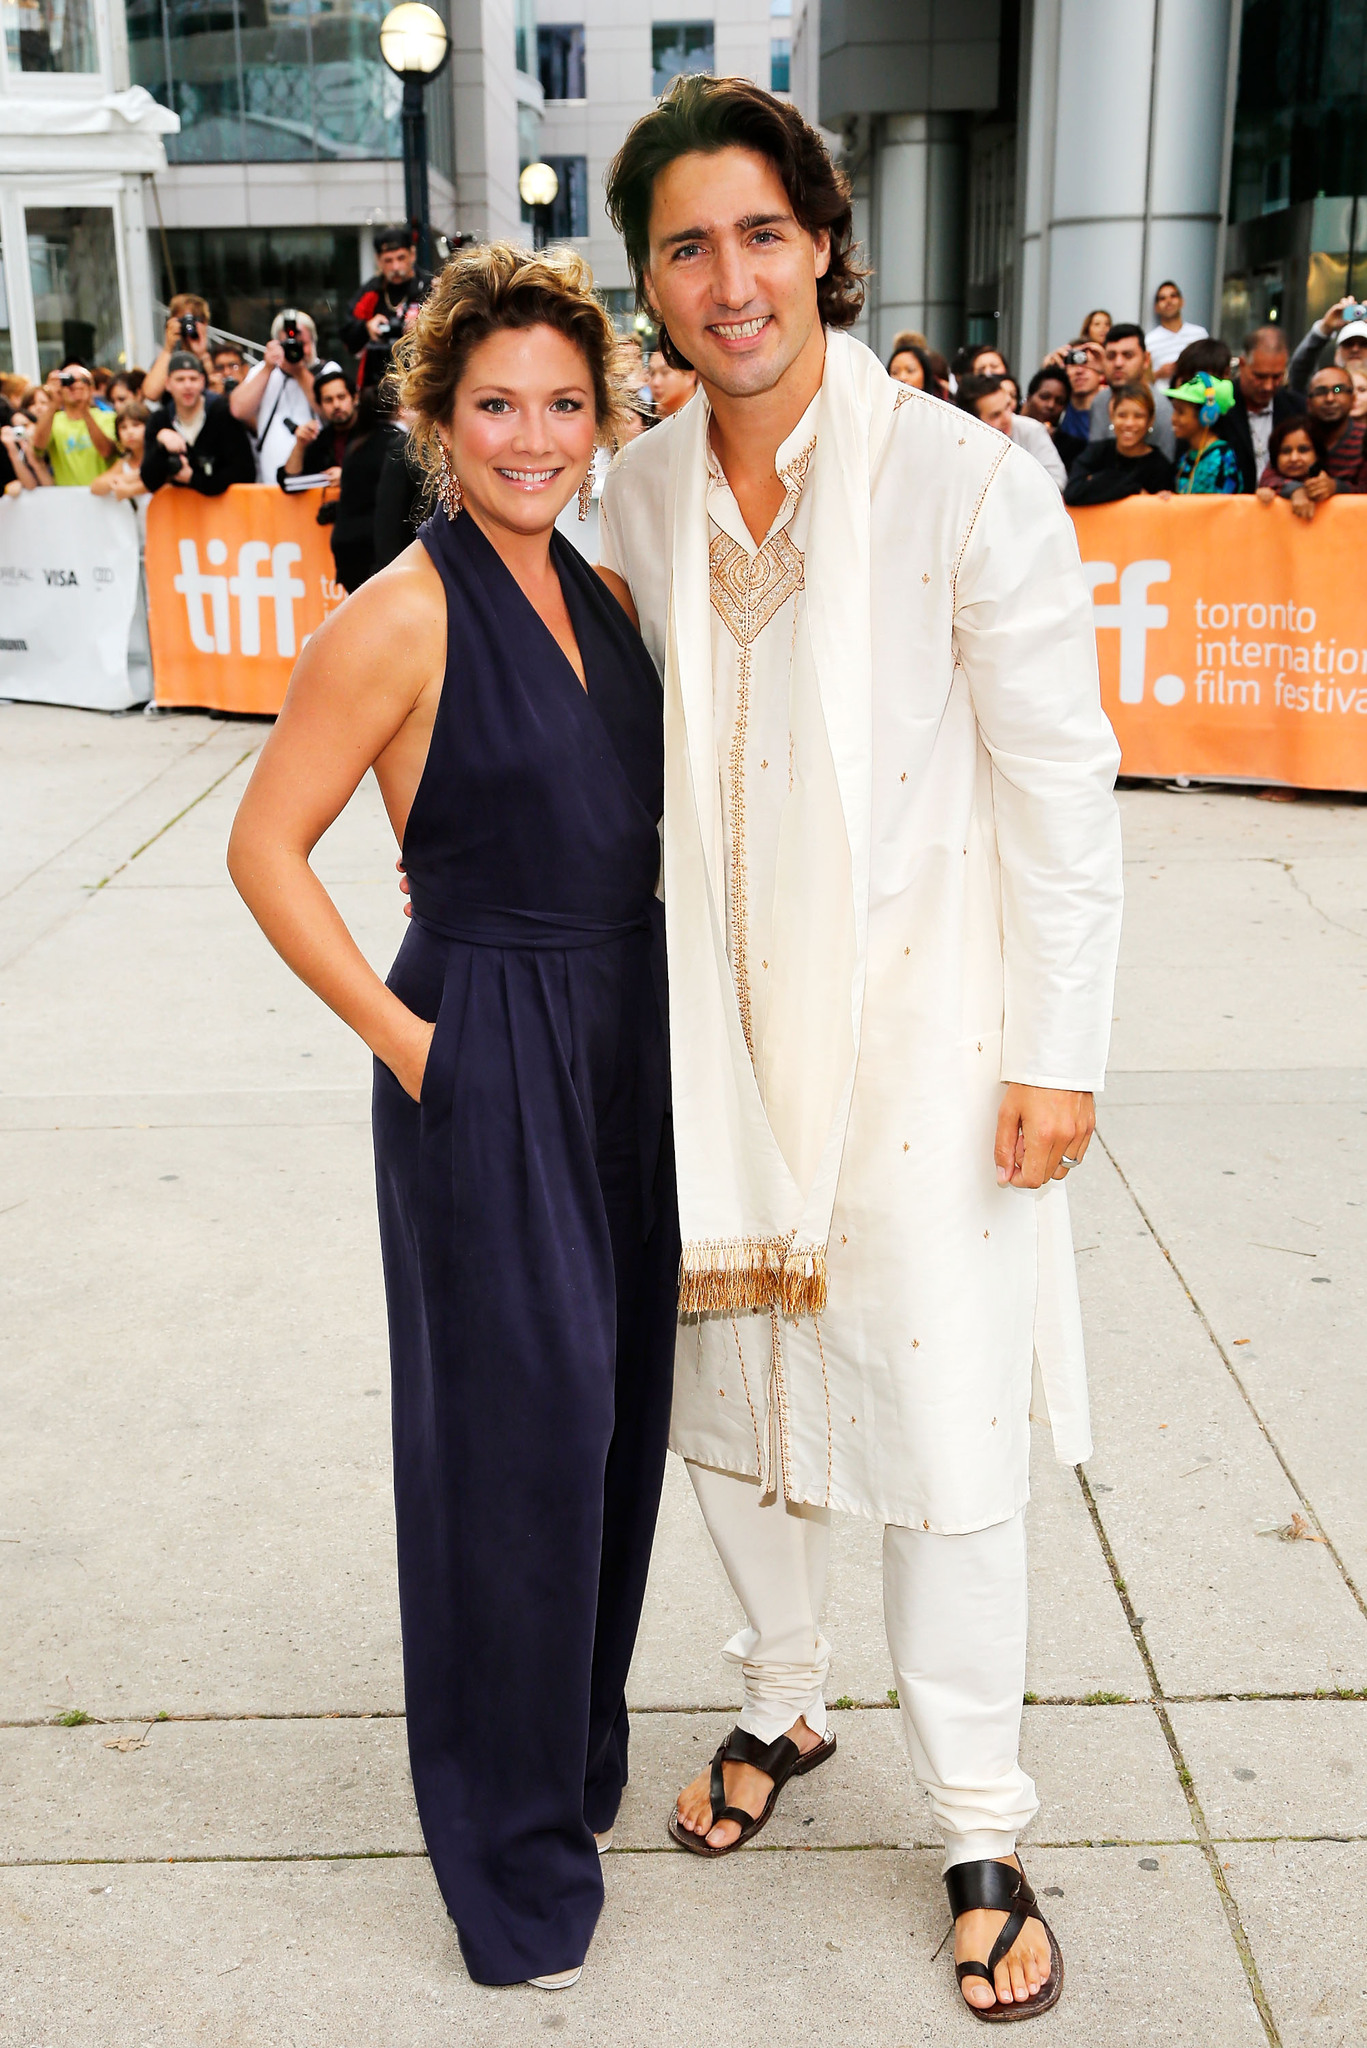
xmin=280 ymin=316 xmax=307 ymax=366
xmin=1065 ymin=347 xmax=1091 ymax=366
xmin=180 ymin=314 xmax=201 ymax=345
xmin=59 ymin=370 xmax=78 ymax=388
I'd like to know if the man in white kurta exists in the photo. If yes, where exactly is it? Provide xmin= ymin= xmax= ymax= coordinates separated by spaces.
xmin=599 ymin=76 xmax=1122 ymax=2018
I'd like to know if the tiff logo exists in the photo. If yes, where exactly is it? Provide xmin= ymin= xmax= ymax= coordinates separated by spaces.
xmin=174 ymin=539 xmax=307 ymax=658
xmin=1084 ymin=558 xmax=1183 ymax=705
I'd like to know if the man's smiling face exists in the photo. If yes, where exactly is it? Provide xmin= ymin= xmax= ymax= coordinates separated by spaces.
xmin=641 ymin=146 xmax=829 ymax=399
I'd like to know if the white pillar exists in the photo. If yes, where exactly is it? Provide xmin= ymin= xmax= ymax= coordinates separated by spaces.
xmin=1016 ymin=0 xmax=1233 ymax=365
xmin=871 ymin=113 xmax=964 ymax=359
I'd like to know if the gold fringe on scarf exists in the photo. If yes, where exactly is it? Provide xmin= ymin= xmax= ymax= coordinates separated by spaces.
xmin=678 ymin=1237 xmax=829 ymax=1318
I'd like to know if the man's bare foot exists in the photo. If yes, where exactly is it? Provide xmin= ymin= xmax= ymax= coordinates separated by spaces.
xmin=953 ymin=1855 xmax=1054 ymax=2011
xmin=674 ymin=1716 xmax=824 ymax=1849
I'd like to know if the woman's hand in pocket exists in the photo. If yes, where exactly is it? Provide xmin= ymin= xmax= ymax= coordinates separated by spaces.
xmin=392 ymin=1012 xmax=437 ymax=1104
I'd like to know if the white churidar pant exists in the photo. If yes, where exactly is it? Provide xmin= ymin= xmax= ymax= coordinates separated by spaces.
xmin=688 ymin=1461 xmax=1039 ymax=1870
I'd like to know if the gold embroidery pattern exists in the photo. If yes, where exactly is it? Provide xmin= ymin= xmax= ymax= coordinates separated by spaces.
xmin=731 ymin=1318 xmax=764 ymax=1474
xmin=779 ymin=432 xmax=817 ymax=496
xmin=709 ymin=526 xmax=805 ymax=1055
xmin=813 ymin=1316 xmax=833 ymax=1507
xmin=893 ymin=386 xmax=915 ymax=411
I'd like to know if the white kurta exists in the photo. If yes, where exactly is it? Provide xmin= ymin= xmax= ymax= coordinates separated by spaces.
xmin=600 ymin=350 xmax=1123 ymax=1535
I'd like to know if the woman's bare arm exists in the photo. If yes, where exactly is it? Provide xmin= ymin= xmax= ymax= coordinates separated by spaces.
xmin=227 ymin=544 xmax=446 ymax=1100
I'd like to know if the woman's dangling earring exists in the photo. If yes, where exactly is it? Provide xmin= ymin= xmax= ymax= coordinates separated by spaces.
xmin=577 ymin=465 xmax=593 ymax=521
xmin=437 ymin=444 xmax=462 ymax=521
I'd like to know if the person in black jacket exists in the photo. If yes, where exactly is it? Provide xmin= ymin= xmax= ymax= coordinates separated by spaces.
xmin=1213 ymin=329 xmax=1306 ymax=492
xmin=340 ymin=228 xmax=432 ymax=394
xmin=140 ymin=352 xmax=256 ymax=496
xmin=1022 ymin=365 xmax=1088 ymax=475
xmin=372 ymin=421 xmax=425 ymax=569
xmin=276 ymin=362 xmax=360 ymax=488
xmin=320 ymin=386 xmax=387 ymax=591
xmin=1064 ymin=383 xmax=1175 ymax=502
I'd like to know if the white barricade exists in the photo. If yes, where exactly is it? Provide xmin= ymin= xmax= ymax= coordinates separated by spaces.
xmin=0 ymin=490 xmax=145 ymax=711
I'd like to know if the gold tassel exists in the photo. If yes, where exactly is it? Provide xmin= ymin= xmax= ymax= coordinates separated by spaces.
xmin=678 ymin=1238 xmax=828 ymax=1318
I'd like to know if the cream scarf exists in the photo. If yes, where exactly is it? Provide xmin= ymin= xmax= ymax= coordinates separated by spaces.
xmin=663 ymin=331 xmax=900 ymax=1317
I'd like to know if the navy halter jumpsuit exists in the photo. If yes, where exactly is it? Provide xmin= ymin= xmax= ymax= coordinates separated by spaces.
xmin=371 ymin=510 xmax=679 ymax=1985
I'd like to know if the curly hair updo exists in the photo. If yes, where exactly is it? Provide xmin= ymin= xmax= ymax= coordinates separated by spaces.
xmin=393 ymin=241 xmax=627 ymax=503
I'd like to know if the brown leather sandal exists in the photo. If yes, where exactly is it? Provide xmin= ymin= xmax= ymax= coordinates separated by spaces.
xmin=945 ymin=1857 xmax=1064 ymax=2022
xmin=667 ymin=1724 xmax=837 ymax=1857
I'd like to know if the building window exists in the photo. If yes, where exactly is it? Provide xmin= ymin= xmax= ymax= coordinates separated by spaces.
xmin=513 ymin=0 xmax=534 ymax=76
xmin=538 ymin=23 xmax=584 ymax=100
xmin=651 ymin=22 xmax=713 ymax=99
xmin=26 ymin=208 xmax=125 ymax=374
xmin=5 ymin=0 xmax=99 ymax=74
xmin=541 ymin=155 xmax=589 ymax=240
xmin=770 ymin=0 xmax=790 ymax=93
xmin=126 ymin=0 xmax=432 ymax=167
xmin=0 ymin=249 xmax=12 ymax=374
xmin=154 ymin=226 xmax=364 ymax=371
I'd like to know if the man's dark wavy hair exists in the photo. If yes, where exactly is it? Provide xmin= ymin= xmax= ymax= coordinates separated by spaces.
xmin=604 ymin=74 xmax=867 ymax=371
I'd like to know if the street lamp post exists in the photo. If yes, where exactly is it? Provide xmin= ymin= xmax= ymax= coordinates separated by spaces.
xmin=379 ymin=2 xmax=452 ymax=274
xmin=518 ymin=161 xmax=559 ymax=251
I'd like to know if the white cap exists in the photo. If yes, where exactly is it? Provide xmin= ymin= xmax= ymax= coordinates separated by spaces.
xmin=1339 ymin=320 xmax=1367 ymax=343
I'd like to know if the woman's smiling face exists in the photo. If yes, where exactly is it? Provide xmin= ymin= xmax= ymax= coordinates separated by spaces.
xmin=445 ymin=323 xmax=598 ymax=537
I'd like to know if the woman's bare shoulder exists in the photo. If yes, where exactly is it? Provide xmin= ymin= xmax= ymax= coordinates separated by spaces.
xmin=289 ymin=538 xmax=445 ymax=699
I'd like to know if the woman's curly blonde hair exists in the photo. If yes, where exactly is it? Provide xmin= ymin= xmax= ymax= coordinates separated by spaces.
xmin=392 ymin=241 xmax=627 ymax=503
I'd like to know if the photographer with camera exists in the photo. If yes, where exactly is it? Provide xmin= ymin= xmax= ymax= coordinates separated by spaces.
xmin=1 ymin=390 xmax=53 ymax=493
xmin=141 ymin=351 xmax=256 ymax=497
xmin=341 ymin=227 xmax=431 ymax=393
xmin=229 ymin=308 xmax=320 ymax=482
xmin=142 ymin=294 xmax=214 ymax=405
xmin=29 ymin=361 xmax=118 ymax=485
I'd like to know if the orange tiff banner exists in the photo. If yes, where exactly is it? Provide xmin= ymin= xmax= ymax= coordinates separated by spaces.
xmin=1068 ymin=493 xmax=1367 ymax=791
xmin=146 ymin=484 xmax=346 ymax=714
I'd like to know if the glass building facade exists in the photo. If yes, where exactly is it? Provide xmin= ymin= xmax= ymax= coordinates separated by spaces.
xmin=1223 ymin=0 xmax=1367 ymax=341
xmin=126 ymin=0 xmax=452 ymax=173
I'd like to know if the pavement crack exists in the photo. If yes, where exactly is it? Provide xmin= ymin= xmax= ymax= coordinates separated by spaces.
xmin=91 ymin=751 xmax=256 ymax=892
xmin=1096 ymin=1131 xmax=1367 ymax=1629
xmin=1280 ymin=860 xmax=1367 ymax=941
xmin=0 ymin=724 xmax=223 ymax=907
xmin=1076 ymin=1465 xmax=1283 ymax=2047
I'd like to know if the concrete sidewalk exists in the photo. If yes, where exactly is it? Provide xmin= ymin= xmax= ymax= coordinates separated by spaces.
xmin=2 ymin=701 xmax=1364 ymax=2046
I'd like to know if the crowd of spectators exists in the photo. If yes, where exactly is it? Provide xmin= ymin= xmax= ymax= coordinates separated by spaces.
xmin=886 ymin=278 xmax=1367 ymax=522
xmin=0 ymin=229 xmax=442 ymax=594
xmin=4 ymin=245 xmax=1364 ymax=615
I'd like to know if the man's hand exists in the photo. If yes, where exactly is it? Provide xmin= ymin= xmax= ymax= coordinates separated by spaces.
xmin=323 ymin=464 xmax=342 ymax=486
xmin=157 ymin=427 xmax=187 ymax=454
xmin=995 ymin=1085 xmax=1095 ymax=1188
xmin=1303 ymin=471 xmax=1335 ymax=502
xmin=366 ymin=311 xmax=391 ymax=341
xmin=1322 ymin=297 xmax=1355 ymax=336
xmin=294 ymin=418 xmax=322 ymax=444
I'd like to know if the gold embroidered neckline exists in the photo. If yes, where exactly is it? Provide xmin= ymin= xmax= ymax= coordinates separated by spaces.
xmin=708 ymin=526 xmax=805 ymax=1060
